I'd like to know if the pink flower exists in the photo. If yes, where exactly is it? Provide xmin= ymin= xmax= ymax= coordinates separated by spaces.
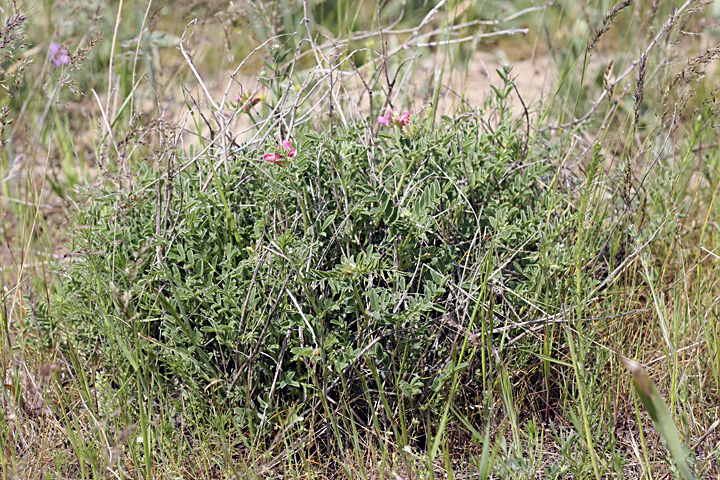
xmin=377 ymin=108 xmax=412 ymax=128
xmin=49 ymin=42 xmax=70 ymax=68
xmin=282 ymin=139 xmax=296 ymax=158
xmin=396 ymin=110 xmax=411 ymax=126
xmin=263 ymin=153 xmax=282 ymax=164
xmin=262 ymin=139 xmax=296 ymax=165
xmin=245 ymin=97 xmax=261 ymax=111
xmin=236 ymin=92 xmax=263 ymax=112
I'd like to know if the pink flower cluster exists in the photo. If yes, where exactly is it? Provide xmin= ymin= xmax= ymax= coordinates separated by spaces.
xmin=263 ymin=140 xmax=296 ymax=165
xmin=378 ymin=108 xmax=411 ymax=128
xmin=258 ymin=106 xmax=411 ymax=167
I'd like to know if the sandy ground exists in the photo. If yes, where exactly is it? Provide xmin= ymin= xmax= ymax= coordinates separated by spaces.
xmin=436 ymin=51 xmax=559 ymax=118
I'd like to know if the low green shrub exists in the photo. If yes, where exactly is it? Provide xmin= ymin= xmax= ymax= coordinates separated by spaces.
xmin=47 ymin=101 xmax=595 ymax=439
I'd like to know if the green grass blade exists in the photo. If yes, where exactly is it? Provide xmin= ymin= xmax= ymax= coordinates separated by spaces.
xmin=622 ymin=358 xmax=697 ymax=480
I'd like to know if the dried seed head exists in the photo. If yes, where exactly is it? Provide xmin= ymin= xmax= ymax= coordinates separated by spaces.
xmin=588 ymin=0 xmax=634 ymax=53
xmin=633 ymin=53 xmax=647 ymax=130
xmin=603 ymin=60 xmax=615 ymax=97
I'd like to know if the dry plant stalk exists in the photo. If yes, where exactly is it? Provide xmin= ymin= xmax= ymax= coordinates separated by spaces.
xmin=556 ymin=0 xmax=698 ymax=131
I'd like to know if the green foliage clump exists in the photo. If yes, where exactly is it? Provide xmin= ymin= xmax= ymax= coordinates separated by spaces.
xmin=49 ymin=111 xmax=584 ymax=436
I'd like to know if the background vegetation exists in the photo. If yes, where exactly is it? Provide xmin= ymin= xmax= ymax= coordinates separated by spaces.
xmin=2 ymin=0 xmax=720 ymax=478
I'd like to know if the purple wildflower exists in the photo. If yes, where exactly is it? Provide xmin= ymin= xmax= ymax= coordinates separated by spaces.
xmin=49 ymin=42 xmax=70 ymax=68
